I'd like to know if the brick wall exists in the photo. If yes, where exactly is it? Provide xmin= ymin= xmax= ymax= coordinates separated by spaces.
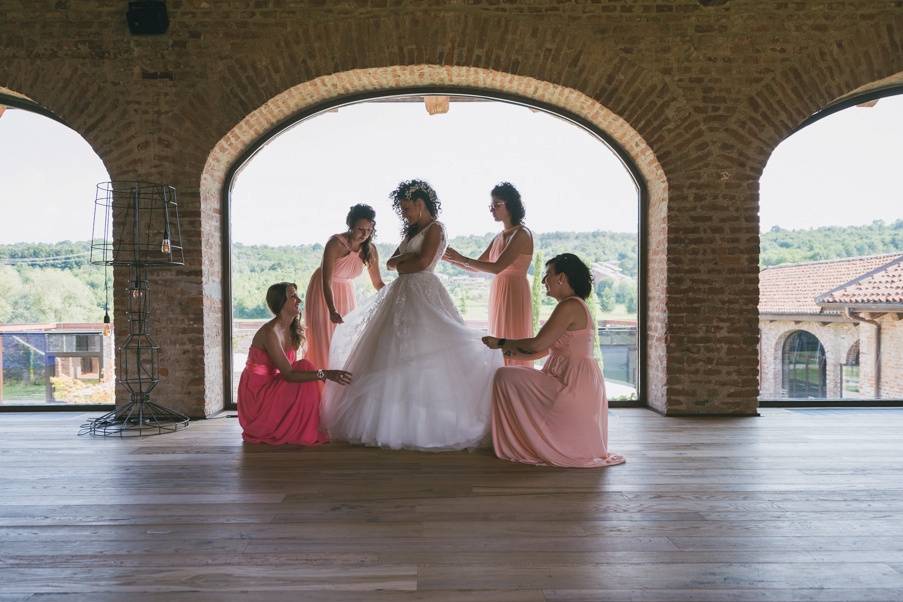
xmin=759 ymin=319 xmax=859 ymax=400
xmin=760 ymin=315 xmax=903 ymax=400
xmin=878 ymin=315 xmax=903 ymax=399
xmin=2 ymin=1 xmax=901 ymax=416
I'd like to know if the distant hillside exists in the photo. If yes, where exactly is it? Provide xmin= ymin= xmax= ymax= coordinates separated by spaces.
xmin=761 ymin=220 xmax=903 ymax=267
xmin=4 ymin=221 xmax=903 ymax=323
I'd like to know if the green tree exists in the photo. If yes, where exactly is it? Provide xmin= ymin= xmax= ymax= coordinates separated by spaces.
xmin=531 ymin=251 xmax=544 ymax=333
xmin=8 ymin=269 xmax=99 ymax=323
xmin=598 ymin=287 xmax=615 ymax=312
xmin=585 ymin=289 xmax=603 ymax=365
xmin=624 ymin=287 xmax=638 ymax=314
xmin=0 ymin=266 xmax=22 ymax=323
xmin=458 ymin=289 xmax=469 ymax=317
xmin=594 ymin=278 xmax=616 ymax=312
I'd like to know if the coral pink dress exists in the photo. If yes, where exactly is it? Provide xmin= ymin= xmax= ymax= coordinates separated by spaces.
xmin=303 ymin=234 xmax=365 ymax=371
xmin=238 ymin=346 xmax=328 ymax=446
xmin=491 ymin=297 xmax=624 ymax=468
xmin=488 ymin=226 xmax=533 ymax=367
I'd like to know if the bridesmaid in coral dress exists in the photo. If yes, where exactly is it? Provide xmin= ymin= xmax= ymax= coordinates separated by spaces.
xmin=304 ymin=204 xmax=384 ymax=371
xmin=444 ymin=182 xmax=533 ymax=367
xmin=482 ymin=253 xmax=625 ymax=468
xmin=238 ymin=282 xmax=352 ymax=445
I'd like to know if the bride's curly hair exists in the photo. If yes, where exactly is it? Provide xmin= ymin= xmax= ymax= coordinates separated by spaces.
xmin=390 ymin=179 xmax=441 ymax=239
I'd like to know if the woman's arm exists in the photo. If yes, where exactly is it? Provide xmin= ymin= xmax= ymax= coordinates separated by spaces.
xmin=321 ymin=238 xmax=343 ymax=323
xmin=262 ymin=327 xmax=352 ymax=385
xmin=446 ymin=229 xmax=531 ymax=275
xmin=367 ymin=244 xmax=385 ymax=290
xmin=397 ymin=225 xmax=442 ymax=274
xmin=386 ymin=244 xmax=406 ymax=271
xmin=483 ymin=298 xmax=584 ymax=358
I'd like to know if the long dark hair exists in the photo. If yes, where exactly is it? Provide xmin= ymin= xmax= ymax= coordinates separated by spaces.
xmin=346 ymin=203 xmax=377 ymax=265
xmin=491 ymin=182 xmax=525 ymax=225
xmin=546 ymin=253 xmax=593 ymax=300
xmin=390 ymin=179 xmax=441 ymax=239
xmin=266 ymin=282 xmax=304 ymax=350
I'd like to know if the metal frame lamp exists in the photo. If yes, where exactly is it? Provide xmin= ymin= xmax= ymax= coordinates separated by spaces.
xmin=80 ymin=181 xmax=189 ymax=436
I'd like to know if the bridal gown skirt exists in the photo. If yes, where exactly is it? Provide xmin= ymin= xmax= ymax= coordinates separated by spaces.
xmin=323 ymin=271 xmax=504 ymax=451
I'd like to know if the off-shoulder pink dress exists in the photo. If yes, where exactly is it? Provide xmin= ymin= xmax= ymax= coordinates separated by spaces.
xmin=488 ymin=226 xmax=533 ymax=367
xmin=303 ymin=234 xmax=365 ymax=371
xmin=238 ymin=346 xmax=328 ymax=446
xmin=491 ymin=297 xmax=624 ymax=468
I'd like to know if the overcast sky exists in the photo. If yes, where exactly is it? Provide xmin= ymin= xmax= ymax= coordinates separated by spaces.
xmin=1 ymin=94 xmax=900 ymax=245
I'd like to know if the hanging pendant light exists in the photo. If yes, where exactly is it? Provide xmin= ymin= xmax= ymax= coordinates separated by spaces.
xmin=424 ymin=96 xmax=450 ymax=115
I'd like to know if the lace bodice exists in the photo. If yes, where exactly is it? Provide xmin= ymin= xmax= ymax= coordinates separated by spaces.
xmin=398 ymin=221 xmax=447 ymax=273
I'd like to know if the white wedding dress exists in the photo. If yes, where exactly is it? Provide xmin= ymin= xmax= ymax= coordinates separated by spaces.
xmin=322 ymin=221 xmax=504 ymax=451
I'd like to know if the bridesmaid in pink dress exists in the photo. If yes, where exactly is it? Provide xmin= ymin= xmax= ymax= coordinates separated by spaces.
xmin=304 ymin=204 xmax=384 ymax=371
xmin=482 ymin=254 xmax=625 ymax=468
xmin=238 ymin=282 xmax=352 ymax=445
xmin=444 ymin=183 xmax=533 ymax=367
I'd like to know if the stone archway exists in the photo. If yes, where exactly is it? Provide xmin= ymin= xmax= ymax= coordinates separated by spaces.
xmin=200 ymin=65 xmax=668 ymax=416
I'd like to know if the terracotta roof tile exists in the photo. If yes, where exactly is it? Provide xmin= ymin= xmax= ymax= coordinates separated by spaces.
xmin=759 ymin=253 xmax=903 ymax=315
xmin=817 ymin=255 xmax=903 ymax=306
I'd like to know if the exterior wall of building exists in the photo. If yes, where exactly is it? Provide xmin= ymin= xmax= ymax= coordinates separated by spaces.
xmin=2 ymin=2 xmax=901 ymax=415
xmin=760 ymin=314 xmax=903 ymax=400
xmin=759 ymin=319 xmax=860 ymax=400
xmin=878 ymin=315 xmax=903 ymax=399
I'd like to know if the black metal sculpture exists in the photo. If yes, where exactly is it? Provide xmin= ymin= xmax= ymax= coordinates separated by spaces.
xmin=80 ymin=182 xmax=189 ymax=436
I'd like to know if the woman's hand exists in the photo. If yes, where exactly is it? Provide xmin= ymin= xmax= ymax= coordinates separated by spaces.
xmin=444 ymin=247 xmax=464 ymax=263
xmin=482 ymin=336 xmax=500 ymax=349
xmin=323 ymin=370 xmax=352 ymax=385
xmin=329 ymin=310 xmax=344 ymax=324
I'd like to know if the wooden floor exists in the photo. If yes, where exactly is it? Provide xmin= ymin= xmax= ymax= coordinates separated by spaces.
xmin=2 ymin=408 xmax=903 ymax=601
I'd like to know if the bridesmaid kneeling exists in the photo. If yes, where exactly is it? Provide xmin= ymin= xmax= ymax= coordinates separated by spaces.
xmin=238 ymin=282 xmax=352 ymax=446
xmin=482 ymin=254 xmax=625 ymax=468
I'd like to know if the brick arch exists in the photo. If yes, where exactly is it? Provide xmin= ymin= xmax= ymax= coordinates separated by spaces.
xmin=773 ymin=327 xmax=827 ymax=361
xmin=845 ymin=340 xmax=861 ymax=366
xmin=0 ymin=65 xmax=128 ymax=177
xmin=776 ymin=328 xmax=830 ymax=397
xmin=738 ymin=21 xmax=903 ymax=177
xmin=200 ymin=65 xmax=669 ymax=414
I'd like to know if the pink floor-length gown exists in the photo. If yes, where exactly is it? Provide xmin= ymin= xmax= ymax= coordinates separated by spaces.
xmin=491 ymin=297 xmax=625 ymax=468
xmin=238 ymin=346 xmax=329 ymax=445
xmin=303 ymin=234 xmax=365 ymax=370
xmin=488 ymin=226 xmax=534 ymax=367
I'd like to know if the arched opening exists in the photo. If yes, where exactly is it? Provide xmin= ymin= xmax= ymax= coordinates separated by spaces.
xmin=0 ymin=92 xmax=113 ymax=409
xmin=842 ymin=340 xmax=861 ymax=399
xmin=781 ymin=330 xmax=827 ymax=399
xmin=758 ymin=84 xmax=903 ymax=404
xmin=224 ymin=91 xmax=645 ymax=408
xmin=202 ymin=67 xmax=668 ymax=416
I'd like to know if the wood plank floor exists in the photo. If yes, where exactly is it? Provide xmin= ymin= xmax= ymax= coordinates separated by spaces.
xmin=2 ymin=407 xmax=903 ymax=601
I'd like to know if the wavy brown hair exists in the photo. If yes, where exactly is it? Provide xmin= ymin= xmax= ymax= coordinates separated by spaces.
xmin=266 ymin=282 xmax=304 ymax=350
xmin=346 ymin=203 xmax=377 ymax=265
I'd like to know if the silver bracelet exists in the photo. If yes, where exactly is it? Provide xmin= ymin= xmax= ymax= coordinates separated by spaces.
xmin=316 ymin=369 xmax=326 ymax=381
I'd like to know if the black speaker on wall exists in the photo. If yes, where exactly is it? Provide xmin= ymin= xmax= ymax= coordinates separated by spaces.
xmin=127 ymin=1 xmax=169 ymax=35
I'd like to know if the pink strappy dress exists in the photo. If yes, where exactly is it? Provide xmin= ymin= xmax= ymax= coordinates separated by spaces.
xmin=491 ymin=297 xmax=625 ymax=468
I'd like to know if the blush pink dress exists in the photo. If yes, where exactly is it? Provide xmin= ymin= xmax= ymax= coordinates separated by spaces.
xmin=303 ymin=234 xmax=365 ymax=371
xmin=488 ymin=226 xmax=534 ymax=367
xmin=237 ymin=347 xmax=329 ymax=446
xmin=491 ymin=297 xmax=625 ymax=468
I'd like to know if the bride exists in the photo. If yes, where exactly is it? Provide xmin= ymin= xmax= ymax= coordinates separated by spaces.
xmin=322 ymin=179 xmax=504 ymax=451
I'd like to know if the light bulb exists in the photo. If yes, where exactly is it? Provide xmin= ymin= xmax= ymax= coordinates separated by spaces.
xmin=161 ymin=238 xmax=171 ymax=254
xmin=102 ymin=311 xmax=111 ymax=337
